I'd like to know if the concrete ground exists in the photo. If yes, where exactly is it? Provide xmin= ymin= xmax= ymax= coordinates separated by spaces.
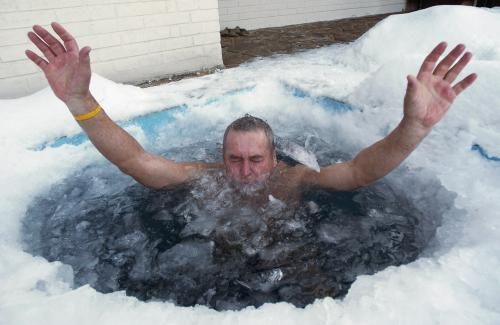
xmin=221 ymin=13 xmax=391 ymax=68
xmin=139 ymin=13 xmax=393 ymax=87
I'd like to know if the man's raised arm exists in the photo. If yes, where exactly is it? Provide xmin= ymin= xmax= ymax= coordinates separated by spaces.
xmin=304 ymin=42 xmax=477 ymax=191
xmin=26 ymin=22 xmax=204 ymax=189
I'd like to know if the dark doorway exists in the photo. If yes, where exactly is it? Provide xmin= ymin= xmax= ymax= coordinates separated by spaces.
xmin=407 ymin=0 xmax=500 ymax=10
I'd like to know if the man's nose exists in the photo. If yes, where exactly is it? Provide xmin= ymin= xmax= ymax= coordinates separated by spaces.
xmin=241 ymin=160 xmax=251 ymax=177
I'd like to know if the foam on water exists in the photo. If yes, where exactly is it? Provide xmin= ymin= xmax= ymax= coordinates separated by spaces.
xmin=1 ymin=5 xmax=500 ymax=325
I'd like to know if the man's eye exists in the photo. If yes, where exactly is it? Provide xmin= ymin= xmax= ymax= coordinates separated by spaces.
xmin=251 ymin=157 xmax=263 ymax=163
xmin=230 ymin=158 xmax=242 ymax=162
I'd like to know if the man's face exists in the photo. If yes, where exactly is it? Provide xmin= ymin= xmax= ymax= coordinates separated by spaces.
xmin=223 ymin=129 xmax=277 ymax=184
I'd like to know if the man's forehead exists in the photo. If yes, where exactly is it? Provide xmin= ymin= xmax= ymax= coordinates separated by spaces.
xmin=224 ymin=129 xmax=273 ymax=153
xmin=225 ymin=129 xmax=269 ymax=146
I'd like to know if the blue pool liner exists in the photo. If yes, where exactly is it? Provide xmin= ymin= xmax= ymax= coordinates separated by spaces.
xmin=33 ymin=105 xmax=187 ymax=150
xmin=284 ymin=84 xmax=352 ymax=112
xmin=471 ymin=144 xmax=500 ymax=162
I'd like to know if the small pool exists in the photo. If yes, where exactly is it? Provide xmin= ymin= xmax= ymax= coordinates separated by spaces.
xmin=23 ymin=86 xmax=454 ymax=310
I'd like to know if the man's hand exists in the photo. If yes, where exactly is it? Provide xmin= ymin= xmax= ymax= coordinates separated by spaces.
xmin=404 ymin=42 xmax=477 ymax=131
xmin=24 ymin=22 xmax=206 ymax=189
xmin=304 ymin=42 xmax=478 ymax=191
xmin=25 ymin=22 xmax=92 ymax=114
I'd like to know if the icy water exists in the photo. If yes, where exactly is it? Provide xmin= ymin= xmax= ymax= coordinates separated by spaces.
xmin=23 ymin=138 xmax=450 ymax=310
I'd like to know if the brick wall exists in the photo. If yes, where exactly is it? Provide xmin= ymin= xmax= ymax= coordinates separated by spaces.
xmin=219 ymin=0 xmax=406 ymax=30
xmin=0 ymin=0 xmax=223 ymax=98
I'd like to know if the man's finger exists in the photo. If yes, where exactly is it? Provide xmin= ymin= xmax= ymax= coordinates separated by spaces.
xmin=444 ymin=52 xmax=472 ymax=83
xmin=405 ymin=74 xmax=419 ymax=95
xmin=433 ymin=43 xmax=465 ymax=77
xmin=25 ymin=50 xmax=49 ymax=72
xmin=435 ymin=79 xmax=456 ymax=103
xmin=51 ymin=22 xmax=79 ymax=53
xmin=452 ymin=73 xmax=478 ymax=96
xmin=33 ymin=24 xmax=66 ymax=55
xmin=28 ymin=31 xmax=56 ymax=63
xmin=79 ymin=46 xmax=92 ymax=71
xmin=417 ymin=42 xmax=447 ymax=78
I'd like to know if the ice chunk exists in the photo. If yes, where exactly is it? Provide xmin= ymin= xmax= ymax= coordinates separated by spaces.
xmin=158 ymin=240 xmax=214 ymax=273
xmin=275 ymin=136 xmax=321 ymax=172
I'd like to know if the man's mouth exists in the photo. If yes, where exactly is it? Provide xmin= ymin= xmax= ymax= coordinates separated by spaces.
xmin=225 ymin=175 xmax=269 ymax=193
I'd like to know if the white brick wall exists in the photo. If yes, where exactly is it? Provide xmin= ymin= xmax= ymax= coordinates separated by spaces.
xmin=0 ymin=0 xmax=223 ymax=98
xmin=219 ymin=0 xmax=406 ymax=30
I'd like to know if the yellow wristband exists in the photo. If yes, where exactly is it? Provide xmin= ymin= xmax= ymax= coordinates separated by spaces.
xmin=74 ymin=105 xmax=102 ymax=121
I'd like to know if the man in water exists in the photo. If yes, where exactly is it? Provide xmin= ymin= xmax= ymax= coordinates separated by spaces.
xmin=25 ymin=23 xmax=477 ymax=197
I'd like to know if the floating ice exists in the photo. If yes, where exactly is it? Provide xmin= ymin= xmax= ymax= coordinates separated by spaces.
xmin=22 ymin=152 xmax=449 ymax=310
xmin=275 ymin=137 xmax=321 ymax=172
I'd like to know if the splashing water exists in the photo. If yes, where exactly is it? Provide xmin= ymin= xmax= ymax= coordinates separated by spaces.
xmin=22 ymin=138 xmax=452 ymax=310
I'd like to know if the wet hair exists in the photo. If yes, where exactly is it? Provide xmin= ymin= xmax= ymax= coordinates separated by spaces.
xmin=223 ymin=114 xmax=275 ymax=154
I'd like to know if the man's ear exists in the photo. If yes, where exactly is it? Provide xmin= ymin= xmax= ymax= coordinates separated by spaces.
xmin=272 ymin=149 xmax=278 ymax=167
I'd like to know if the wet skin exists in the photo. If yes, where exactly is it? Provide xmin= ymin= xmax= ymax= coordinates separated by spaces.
xmin=219 ymin=129 xmax=308 ymax=204
xmin=223 ymin=129 xmax=277 ymax=184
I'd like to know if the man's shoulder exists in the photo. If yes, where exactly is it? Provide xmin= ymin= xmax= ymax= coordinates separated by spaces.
xmin=274 ymin=162 xmax=315 ymax=186
xmin=267 ymin=162 xmax=323 ymax=202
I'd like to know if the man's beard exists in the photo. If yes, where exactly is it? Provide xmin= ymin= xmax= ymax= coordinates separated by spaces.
xmin=226 ymin=174 xmax=270 ymax=197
